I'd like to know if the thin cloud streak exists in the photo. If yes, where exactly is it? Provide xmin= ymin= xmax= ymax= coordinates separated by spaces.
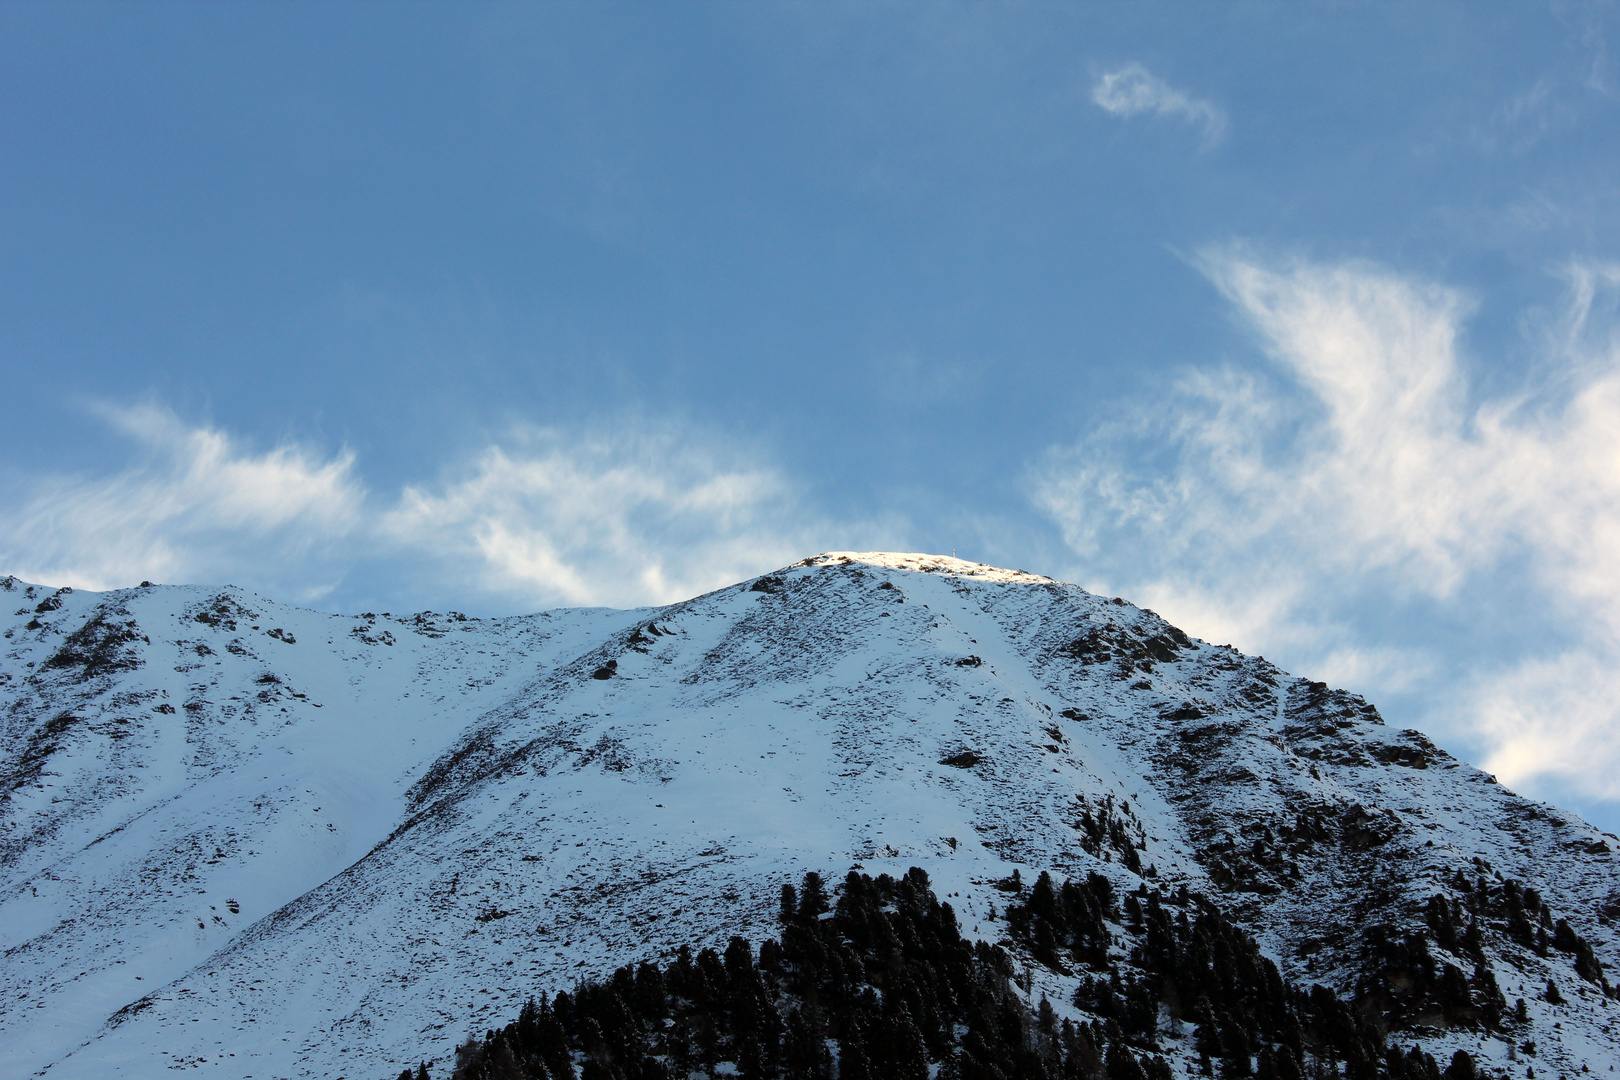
xmin=0 ymin=404 xmax=363 ymax=597
xmin=0 ymin=407 xmax=869 ymax=613
xmin=1092 ymin=62 xmax=1227 ymax=146
xmin=383 ymin=425 xmax=829 ymax=609
xmin=1034 ymin=250 xmax=1620 ymax=806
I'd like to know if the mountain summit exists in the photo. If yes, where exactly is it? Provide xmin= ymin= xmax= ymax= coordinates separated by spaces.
xmin=2 ymin=554 xmax=1615 ymax=1078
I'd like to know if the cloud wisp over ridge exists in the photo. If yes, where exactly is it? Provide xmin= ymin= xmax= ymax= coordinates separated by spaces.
xmin=1034 ymin=249 xmax=1620 ymax=808
xmin=1091 ymin=62 xmax=1227 ymax=146
xmin=384 ymin=425 xmax=827 ymax=609
xmin=0 ymin=404 xmax=364 ymax=600
xmin=0 ymin=409 xmax=859 ymax=612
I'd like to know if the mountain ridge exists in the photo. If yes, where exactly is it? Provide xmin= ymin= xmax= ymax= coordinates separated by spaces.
xmin=1 ymin=554 xmax=1616 ymax=1078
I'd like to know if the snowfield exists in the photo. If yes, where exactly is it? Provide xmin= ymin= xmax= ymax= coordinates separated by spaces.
xmin=2 ymin=553 xmax=1617 ymax=1078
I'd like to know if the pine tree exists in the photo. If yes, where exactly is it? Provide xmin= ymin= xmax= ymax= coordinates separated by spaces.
xmin=798 ymin=872 xmax=829 ymax=920
xmin=1220 ymin=1021 xmax=1252 ymax=1079
xmin=1106 ymin=1044 xmax=1147 ymax=1080
xmin=451 ymin=1037 xmax=482 ymax=1080
xmin=781 ymin=883 xmax=798 ymax=922
xmin=736 ymin=1027 xmax=767 ymax=1080
xmin=486 ymin=1041 xmax=522 ymax=1080
xmin=889 ymin=1003 xmax=931 ymax=1080
xmin=838 ymin=1028 xmax=873 ymax=1080
xmin=1441 ymin=1050 xmax=1476 ymax=1080
xmin=783 ymin=1006 xmax=831 ymax=1080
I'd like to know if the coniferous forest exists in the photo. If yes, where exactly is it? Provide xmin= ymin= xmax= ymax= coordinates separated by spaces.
xmin=409 ymin=869 xmax=1492 ymax=1080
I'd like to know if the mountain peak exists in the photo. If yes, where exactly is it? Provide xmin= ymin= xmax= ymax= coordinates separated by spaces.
xmin=793 ymin=550 xmax=1060 ymax=585
xmin=2 ymin=562 xmax=1616 ymax=1078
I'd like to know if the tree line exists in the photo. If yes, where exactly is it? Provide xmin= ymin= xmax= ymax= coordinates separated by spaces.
xmin=401 ymin=868 xmax=1494 ymax=1080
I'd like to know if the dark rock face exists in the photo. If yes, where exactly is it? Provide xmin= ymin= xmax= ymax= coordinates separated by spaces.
xmin=45 ymin=604 xmax=146 ymax=679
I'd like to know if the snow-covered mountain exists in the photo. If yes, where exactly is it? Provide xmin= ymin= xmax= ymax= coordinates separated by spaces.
xmin=2 ymin=552 xmax=1616 ymax=1079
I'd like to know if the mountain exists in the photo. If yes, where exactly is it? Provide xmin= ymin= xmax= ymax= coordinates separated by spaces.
xmin=1 ymin=552 xmax=1616 ymax=1079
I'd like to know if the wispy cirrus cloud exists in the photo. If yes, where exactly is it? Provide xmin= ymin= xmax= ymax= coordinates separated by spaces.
xmin=1091 ymin=62 xmax=1227 ymax=146
xmin=383 ymin=424 xmax=835 ymax=609
xmin=1034 ymin=250 xmax=1620 ymax=807
xmin=0 ymin=403 xmax=364 ymax=599
xmin=0 ymin=406 xmax=875 ymax=612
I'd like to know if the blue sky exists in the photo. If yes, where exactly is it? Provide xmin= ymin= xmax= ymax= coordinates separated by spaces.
xmin=6 ymin=2 xmax=1620 ymax=828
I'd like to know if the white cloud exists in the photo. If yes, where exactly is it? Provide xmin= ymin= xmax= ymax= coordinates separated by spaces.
xmin=1091 ymin=62 xmax=1227 ymax=146
xmin=0 ymin=409 xmax=864 ymax=612
xmin=383 ymin=424 xmax=829 ymax=609
xmin=0 ymin=403 xmax=363 ymax=596
xmin=1034 ymin=250 xmax=1620 ymax=804
xmin=1474 ymin=650 xmax=1620 ymax=794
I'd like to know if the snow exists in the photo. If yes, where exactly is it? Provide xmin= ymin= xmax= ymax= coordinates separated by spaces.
xmin=799 ymin=552 xmax=1059 ymax=585
xmin=1 ymin=558 xmax=1616 ymax=1078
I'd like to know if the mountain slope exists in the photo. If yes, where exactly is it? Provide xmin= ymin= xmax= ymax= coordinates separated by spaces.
xmin=1 ymin=554 xmax=1616 ymax=1078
